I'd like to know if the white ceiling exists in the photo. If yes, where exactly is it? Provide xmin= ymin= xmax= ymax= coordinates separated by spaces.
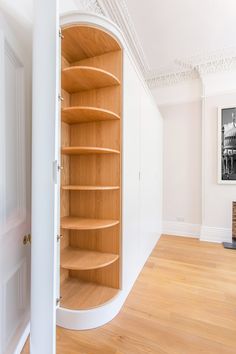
xmin=2 ymin=0 xmax=236 ymax=83
xmin=125 ymin=0 xmax=236 ymax=75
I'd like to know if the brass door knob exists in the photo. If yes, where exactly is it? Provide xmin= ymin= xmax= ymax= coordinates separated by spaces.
xmin=23 ymin=234 xmax=31 ymax=245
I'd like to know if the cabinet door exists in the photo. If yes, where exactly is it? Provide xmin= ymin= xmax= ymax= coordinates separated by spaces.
xmin=139 ymin=87 xmax=162 ymax=262
xmin=31 ymin=1 xmax=60 ymax=353
xmin=122 ymin=52 xmax=141 ymax=287
xmin=0 ymin=14 xmax=31 ymax=354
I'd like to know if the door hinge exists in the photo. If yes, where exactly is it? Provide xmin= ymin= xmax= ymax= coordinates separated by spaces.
xmin=56 ymin=296 xmax=62 ymax=306
xmin=58 ymin=94 xmax=64 ymax=102
xmin=59 ymin=28 xmax=64 ymax=39
xmin=57 ymin=234 xmax=63 ymax=242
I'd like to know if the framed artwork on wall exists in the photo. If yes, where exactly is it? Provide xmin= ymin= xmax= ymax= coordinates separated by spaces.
xmin=218 ymin=106 xmax=236 ymax=184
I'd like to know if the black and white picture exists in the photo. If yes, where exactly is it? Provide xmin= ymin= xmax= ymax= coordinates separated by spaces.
xmin=218 ymin=106 xmax=236 ymax=183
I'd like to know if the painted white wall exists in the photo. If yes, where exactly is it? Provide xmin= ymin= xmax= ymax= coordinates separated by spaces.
xmin=154 ymin=70 xmax=236 ymax=242
xmin=201 ymin=90 xmax=236 ymax=242
xmin=160 ymin=100 xmax=202 ymax=237
xmin=152 ymin=79 xmax=202 ymax=106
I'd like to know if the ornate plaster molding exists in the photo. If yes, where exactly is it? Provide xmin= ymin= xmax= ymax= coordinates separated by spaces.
xmin=74 ymin=0 xmax=104 ymax=15
xmin=74 ymin=0 xmax=236 ymax=88
xmin=146 ymin=51 xmax=236 ymax=88
xmin=146 ymin=69 xmax=199 ymax=88
xmin=98 ymin=0 xmax=150 ymax=74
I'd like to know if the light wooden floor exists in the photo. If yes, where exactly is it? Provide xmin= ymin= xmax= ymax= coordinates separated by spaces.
xmin=22 ymin=235 xmax=236 ymax=354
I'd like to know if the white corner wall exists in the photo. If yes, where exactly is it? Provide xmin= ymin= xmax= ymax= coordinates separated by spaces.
xmin=201 ymin=71 xmax=236 ymax=242
xmin=160 ymin=100 xmax=202 ymax=237
xmin=154 ymin=71 xmax=236 ymax=243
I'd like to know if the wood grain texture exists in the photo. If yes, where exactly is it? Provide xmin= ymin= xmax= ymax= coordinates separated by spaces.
xmin=61 ymin=66 xmax=120 ymax=93
xmin=71 ymin=51 xmax=122 ymax=80
xmin=71 ymin=86 xmax=121 ymax=116
xmin=60 ymin=278 xmax=119 ymax=310
xmin=69 ymin=226 xmax=120 ymax=254
xmin=61 ymin=106 xmax=120 ymax=124
xmin=22 ymin=235 xmax=236 ymax=354
xmin=70 ymin=155 xmax=120 ymax=186
xmin=61 ymin=216 xmax=119 ymax=231
xmin=61 ymin=248 xmax=119 ymax=270
xmin=70 ymin=259 xmax=120 ymax=289
xmin=61 ymin=25 xmax=121 ymax=63
xmin=70 ymin=120 xmax=120 ymax=151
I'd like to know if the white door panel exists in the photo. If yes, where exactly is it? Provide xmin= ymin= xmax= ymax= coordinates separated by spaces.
xmin=140 ymin=88 xmax=162 ymax=262
xmin=0 ymin=15 xmax=30 ymax=354
xmin=122 ymin=53 xmax=141 ymax=287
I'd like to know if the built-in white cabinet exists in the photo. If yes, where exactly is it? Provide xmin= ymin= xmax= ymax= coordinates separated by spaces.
xmin=31 ymin=6 xmax=162 ymax=354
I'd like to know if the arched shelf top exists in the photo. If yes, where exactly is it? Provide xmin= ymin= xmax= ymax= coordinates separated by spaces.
xmin=61 ymin=106 xmax=120 ymax=124
xmin=61 ymin=66 xmax=120 ymax=93
xmin=61 ymin=25 xmax=121 ymax=63
xmin=60 ymin=248 xmax=119 ymax=271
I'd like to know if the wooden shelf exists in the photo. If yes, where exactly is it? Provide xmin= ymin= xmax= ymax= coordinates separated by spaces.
xmin=62 ymin=26 xmax=121 ymax=63
xmin=61 ymin=248 xmax=119 ymax=270
xmin=61 ymin=216 xmax=119 ymax=230
xmin=61 ymin=66 xmax=120 ymax=93
xmin=61 ymin=146 xmax=120 ymax=155
xmin=61 ymin=106 xmax=120 ymax=124
xmin=60 ymin=278 xmax=119 ymax=310
xmin=62 ymin=185 xmax=120 ymax=191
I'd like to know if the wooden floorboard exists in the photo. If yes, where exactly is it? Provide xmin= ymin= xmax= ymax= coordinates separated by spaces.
xmin=21 ymin=235 xmax=236 ymax=354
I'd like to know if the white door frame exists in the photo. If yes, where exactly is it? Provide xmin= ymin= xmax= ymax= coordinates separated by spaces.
xmin=31 ymin=0 xmax=59 ymax=353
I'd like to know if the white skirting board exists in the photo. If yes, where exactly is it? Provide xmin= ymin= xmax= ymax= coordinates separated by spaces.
xmin=162 ymin=221 xmax=201 ymax=238
xmin=163 ymin=221 xmax=232 ymax=243
xmin=200 ymin=225 xmax=231 ymax=243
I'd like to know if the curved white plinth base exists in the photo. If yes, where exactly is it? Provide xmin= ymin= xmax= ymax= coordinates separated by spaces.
xmin=56 ymin=290 xmax=127 ymax=330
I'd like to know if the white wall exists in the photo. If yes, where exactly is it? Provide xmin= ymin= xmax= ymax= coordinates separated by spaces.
xmin=152 ymin=79 xmax=202 ymax=106
xmin=154 ymin=71 xmax=236 ymax=242
xmin=201 ymin=90 xmax=236 ymax=242
xmin=160 ymin=100 xmax=202 ymax=237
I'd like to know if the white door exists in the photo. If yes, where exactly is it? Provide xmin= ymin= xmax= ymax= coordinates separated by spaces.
xmin=31 ymin=0 xmax=59 ymax=353
xmin=0 ymin=12 xmax=31 ymax=354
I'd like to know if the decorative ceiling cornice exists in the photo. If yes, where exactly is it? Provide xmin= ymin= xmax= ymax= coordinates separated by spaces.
xmin=98 ymin=0 xmax=150 ymax=75
xmin=74 ymin=0 xmax=104 ymax=15
xmin=75 ymin=0 xmax=236 ymax=88
xmin=146 ymin=70 xmax=199 ymax=88
xmin=146 ymin=55 xmax=236 ymax=88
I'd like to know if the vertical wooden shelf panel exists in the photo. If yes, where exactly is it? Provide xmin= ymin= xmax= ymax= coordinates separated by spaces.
xmin=60 ymin=24 xmax=122 ymax=310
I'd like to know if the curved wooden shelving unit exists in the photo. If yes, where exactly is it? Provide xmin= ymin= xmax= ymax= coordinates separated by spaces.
xmin=61 ymin=146 xmax=120 ymax=155
xmin=62 ymin=185 xmax=120 ymax=191
xmin=61 ymin=106 xmax=120 ymax=124
xmin=59 ymin=24 xmax=122 ymax=316
xmin=61 ymin=66 xmax=120 ymax=93
xmin=60 ymin=278 xmax=119 ymax=310
xmin=61 ymin=248 xmax=119 ymax=271
xmin=61 ymin=216 xmax=119 ymax=230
